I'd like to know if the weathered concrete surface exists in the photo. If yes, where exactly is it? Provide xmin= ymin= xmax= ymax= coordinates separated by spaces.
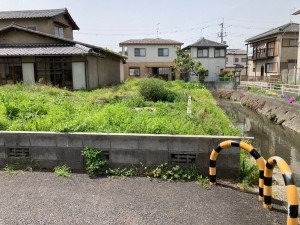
xmin=204 ymin=81 xmax=234 ymax=90
xmin=212 ymin=90 xmax=300 ymax=133
xmin=0 ymin=132 xmax=250 ymax=179
xmin=0 ymin=172 xmax=287 ymax=225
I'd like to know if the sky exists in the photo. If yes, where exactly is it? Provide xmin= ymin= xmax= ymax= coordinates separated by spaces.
xmin=1 ymin=0 xmax=300 ymax=52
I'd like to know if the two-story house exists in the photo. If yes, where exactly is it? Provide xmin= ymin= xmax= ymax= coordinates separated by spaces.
xmin=245 ymin=23 xmax=299 ymax=81
xmin=183 ymin=38 xmax=228 ymax=81
xmin=226 ymin=49 xmax=247 ymax=74
xmin=119 ymin=38 xmax=183 ymax=80
xmin=0 ymin=8 xmax=125 ymax=89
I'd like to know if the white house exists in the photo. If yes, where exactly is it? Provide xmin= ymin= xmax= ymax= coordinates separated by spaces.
xmin=183 ymin=38 xmax=228 ymax=81
xmin=119 ymin=38 xmax=183 ymax=81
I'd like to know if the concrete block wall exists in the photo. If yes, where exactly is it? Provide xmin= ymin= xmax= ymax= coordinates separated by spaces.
xmin=0 ymin=132 xmax=250 ymax=179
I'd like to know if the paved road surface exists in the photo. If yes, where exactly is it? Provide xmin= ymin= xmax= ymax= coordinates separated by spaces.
xmin=0 ymin=172 xmax=288 ymax=225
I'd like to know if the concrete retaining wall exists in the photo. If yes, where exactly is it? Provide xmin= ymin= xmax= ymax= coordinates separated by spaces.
xmin=0 ymin=132 xmax=249 ymax=179
xmin=212 ymin=90 xmax=300 ymax=133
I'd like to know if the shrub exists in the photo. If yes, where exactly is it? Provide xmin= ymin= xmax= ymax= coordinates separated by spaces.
xmin=139 ymin=78 xmax=176 ymax=102
xmin=54 ymin=165 xmax=71 ymax=177
xmin=82 ymin=147 xmax=107 ymax=177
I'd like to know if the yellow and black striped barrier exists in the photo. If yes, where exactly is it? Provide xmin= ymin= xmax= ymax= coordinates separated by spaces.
xmin=263 ymin=156 xmax=299 ymax=225
xmin=209 ymin=140 xmax=266 ymax=200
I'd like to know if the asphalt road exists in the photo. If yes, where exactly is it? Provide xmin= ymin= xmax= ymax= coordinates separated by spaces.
xmin=0 ymin=171 xmax=288 ymax=225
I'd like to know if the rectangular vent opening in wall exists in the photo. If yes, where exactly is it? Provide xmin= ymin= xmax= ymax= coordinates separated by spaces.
xmin=8 ymin=148 xmax=30 ymax=158
xmin=170 ymin=153 xmax=196 ymax=164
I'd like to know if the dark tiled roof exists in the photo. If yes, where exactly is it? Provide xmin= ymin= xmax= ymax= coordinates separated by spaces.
xmin=0 ymin=44 xmax=93 ymax=56
xmin=0 ymin=24 xmax=125 ymax=59
xmin=246 ymin=23 xmax=299 ymax=42
xmin=0 ymin=8 xmax=79 ymax=30
xmin=184 ymin=38 xmax=228 ymax=48
xmin=292 ymin=9 xmax=300 ymax=15
xmin=119 ymin=38 xmax=183 ymax=46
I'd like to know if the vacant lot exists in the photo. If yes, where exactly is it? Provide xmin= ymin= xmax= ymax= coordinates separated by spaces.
xmin=0 ymin=79 xmax=239 ymax=135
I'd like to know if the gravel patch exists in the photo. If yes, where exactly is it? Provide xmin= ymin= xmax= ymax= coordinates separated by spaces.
xmin=0 ymin=171 xmax=287 ymax=225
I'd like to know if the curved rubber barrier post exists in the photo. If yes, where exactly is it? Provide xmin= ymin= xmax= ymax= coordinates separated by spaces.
xmin=263 ymin=156 xmax=299 ymax=225
xmin=209 ymin=140 xmax=266 ymax=200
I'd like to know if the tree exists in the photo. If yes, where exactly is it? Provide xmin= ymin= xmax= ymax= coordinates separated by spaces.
xmin=173 ymin=47 xmax=206 ymax=83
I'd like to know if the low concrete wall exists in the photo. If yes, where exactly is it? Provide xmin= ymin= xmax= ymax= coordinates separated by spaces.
xmin=0 ymin=132 xmax=250 ymax=179
xmin=204 ymin=81 xmax=234 ymax=90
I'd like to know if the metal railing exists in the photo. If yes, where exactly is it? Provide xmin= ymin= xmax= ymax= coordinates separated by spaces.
xmin=240 ymin=81 xmax=300 ymax=96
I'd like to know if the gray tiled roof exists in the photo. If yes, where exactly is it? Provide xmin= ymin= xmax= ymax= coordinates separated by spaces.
xmin=119 ymin=38 xmax=183 ymax=46
xmin=184 ymin=38 xmax=228 ymax=48
xmin=0 ymin=8 xmax=79 ymax=30
xmin=0 ymin=44 xmax=93 ymax=56
xmin=0 ymin=24 xmax=125 ymax=59
xmin=245 ymin=23 xmax=299 ymax=42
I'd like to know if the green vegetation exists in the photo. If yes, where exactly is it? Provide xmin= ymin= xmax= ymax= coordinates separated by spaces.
xmin=4 ymin=165 xmax=17 ymax=176
xmin=82 ymin=147 xmax=108 ymax=177
xmin=82 ymin=148 xmax=209 ymax=188
xmin=248 ymin=87 xmax=280 ymax=97
xmin=0 ymin=79 xmax=239 ymax=136
xmin=173 ymin=48 xmax=206 ymax=83
xmin=54 ymin=165 xmax=71 ymax=178
xmin=269 ymin=113 xmax=277 ymax=122
xmin=239 ymin=151 xmax=259 ymax=189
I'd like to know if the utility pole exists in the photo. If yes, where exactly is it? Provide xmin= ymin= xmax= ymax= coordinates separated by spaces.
xmin=218 ymin=18 xmax=226 ymax=44
xmin=156 ymin=23 xmax=160 ymax=38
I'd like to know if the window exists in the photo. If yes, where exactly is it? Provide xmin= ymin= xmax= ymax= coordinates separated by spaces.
xmin=226 ymin=57 xmax=228 ymax=62
xmin=0 ymin=58 xmax=22 ymax=85
xmin=197 ymin=48 xmax=208 ymax=57
xmin=158 ymin=48 xmax=169 ymax=56
xmin=282 ymin=39 xmax=298 ymax=47
xmin=266 ymin=63 xmax=274 ymax=72
xmin=289 ymin=39 xmax=298 ymax=47
xmin=214 ymin=48 xmax=225 ymax=57
xmin=267 ymin=42 xmax=275 ymax=57
xmin=241 ymin=58 xmax=247 ymax=62
xmin=235 ymin=58 xmax=239 ymax=62
xmin=134 ymin=48 xmax=146 ymax=57
xmin=35 ymin=57 xmax=72 ymax=88
xmin=204 ymin=70 xmax=209 ymax=76
xmin=129 ymin=68 xmax=140 ymax=76
xmin=54 ymin=26 xmax=64 ymax=38
xmin=27 ymin=25 xmax=37 ymax=31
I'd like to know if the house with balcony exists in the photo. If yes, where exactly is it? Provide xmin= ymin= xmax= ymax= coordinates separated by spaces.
xmin=245 ymin=23 xmax=299 ymax=82
xmin=0 ymin=8 xmax=125 ymax=89
xmin=226 ymin=49 xmax=247 ymax=75
xmin=183 ymin=38 xmax=228 ymax=81
xmin=119 ymin=38 xmax=183 ymax=80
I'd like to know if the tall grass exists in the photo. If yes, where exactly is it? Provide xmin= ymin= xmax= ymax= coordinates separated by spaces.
xmin=0 ymin=79 xmax=240 ymax=135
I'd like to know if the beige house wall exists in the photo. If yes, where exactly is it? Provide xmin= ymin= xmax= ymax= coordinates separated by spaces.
xmin=0 ymin=14 xmax=74 ymax=39
xmin=0 ymin=29 xmax=62 ymax=44
xmin=97 ymin=54 xmax=121 ymax=87
xmin=86 ymin=54 xmax=121 ymax=89
xmin=123 ymin=62 xmax=178 ymax=81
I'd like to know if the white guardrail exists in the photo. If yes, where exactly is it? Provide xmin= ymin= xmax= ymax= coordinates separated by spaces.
xmin=240 ymin=81 xmax=300 ymax=96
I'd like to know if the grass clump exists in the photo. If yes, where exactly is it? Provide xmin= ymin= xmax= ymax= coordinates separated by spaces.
xmin=54 ymin=165 xmax=71 ymax=178
xmin=239 ymin=151 xmax=259 ymax=189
